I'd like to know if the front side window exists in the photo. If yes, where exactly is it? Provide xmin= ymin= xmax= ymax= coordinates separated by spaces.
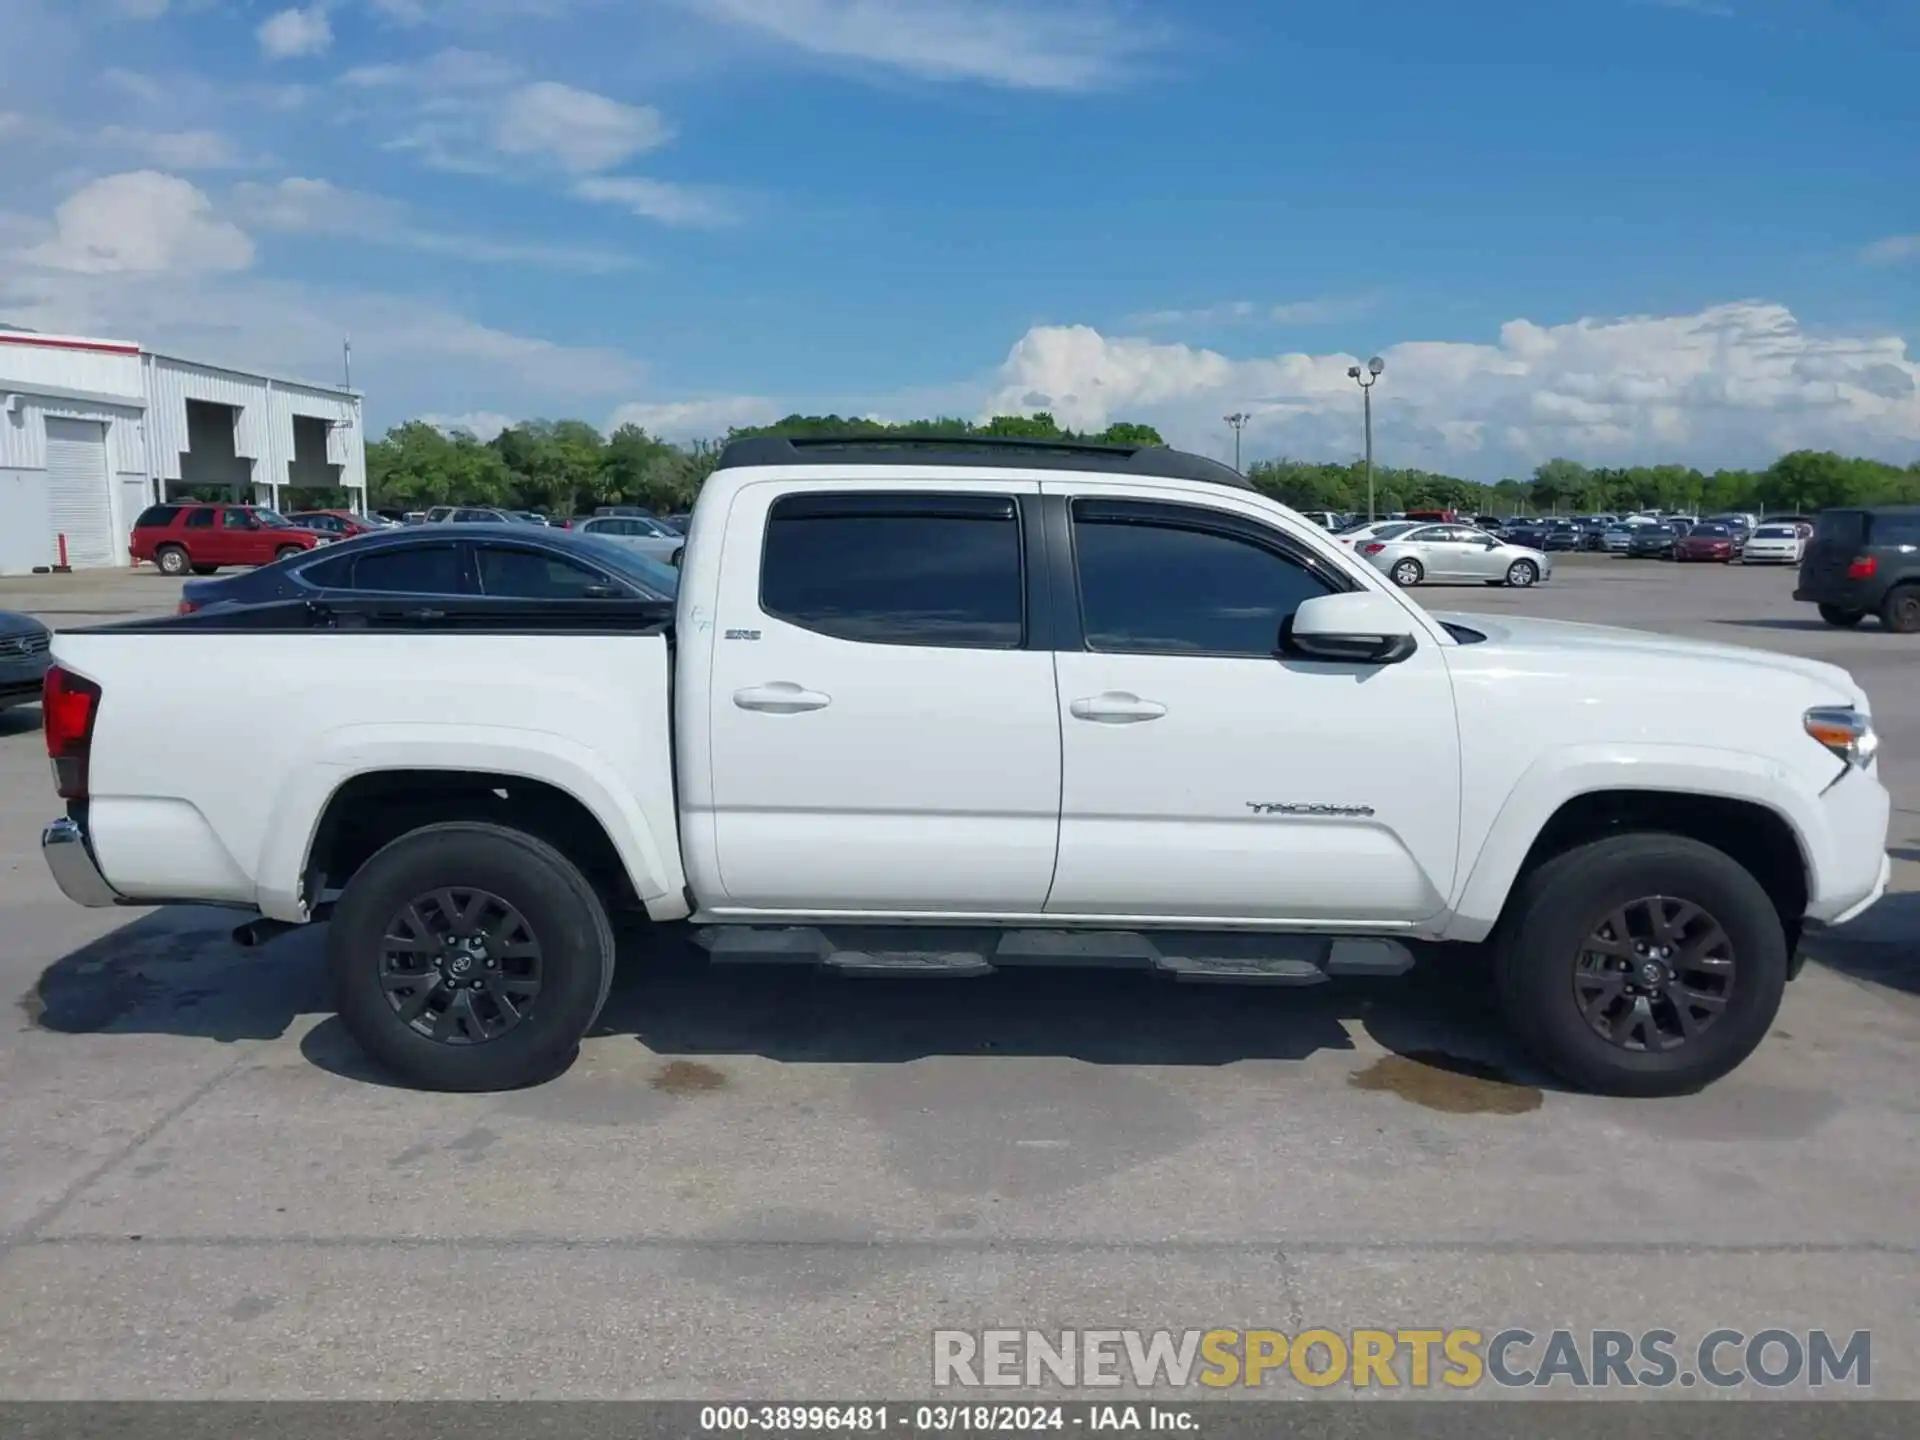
xmin=475 ymin=546 xmax=613 ymax=599
xmin=1072 ymin=501 xmax=1337 ymax=656
xmin=760 ymin=492 xmax=1024 ymax=648
xmin=350 ymin=543 xmax=463 ymax=594
xmin=222 ymin=509 xmax=258 ymax=530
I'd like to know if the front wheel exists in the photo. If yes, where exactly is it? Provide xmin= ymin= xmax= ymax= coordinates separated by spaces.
xmin=274 ymin=545 xmax=305 ymax=562
xmin=1817 ymin=604 xmax=1864 ymax=628
xmin=1880 ymin=584 xmax=1920 ymax=634
xmin=1505 ymin=559 xmax=1539 ymax=587
xmin=327 ymin=822 xmax=617 ymax=1092
xmin=1492 ymin=833 xmax=1786 ymax=1097
xmin=1389 ymin=558 xmax=1424 ymax=587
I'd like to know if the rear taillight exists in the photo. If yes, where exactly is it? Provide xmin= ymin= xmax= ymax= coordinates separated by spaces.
xmin=43 ymin=666 xmax=101 ymax=801
xmin=1362 ymin=542 xmax=1386 ymax=555
xmin=1848 ymin=555 xmax=1878 ymax=579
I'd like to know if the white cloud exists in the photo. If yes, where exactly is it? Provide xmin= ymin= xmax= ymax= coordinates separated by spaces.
xmin=419 ymin=410 xmax=517 ymax=441
xmin=571 ymin=175 xmax=735 ymax=227
xmin=229 ymin=175 xmax=641 ymax=270
xmin=983 ymin=303 xmax=1920 ymax=475
xmin=340 ymin=47 xmax=520 ymax=90
xmin=1862 ymin=234 xmax=1919 ymax=265
xmin=493 ymin=81 xmax=672 ymax=174
xmin=20 ymin=171 xmax=254 ymax=275
xmin=258 ymin=7 xmax=333 ymax=60
xmin=96 ymin=125 xmax=254 ymax=170
xmin=607 ymin=394 xmax=785 ymax=439
xmin=686 ymin=0 xmax=1159 ymax=90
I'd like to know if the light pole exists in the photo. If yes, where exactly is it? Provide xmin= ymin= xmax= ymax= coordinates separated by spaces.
xmin=1346 ymin=356 xmax=1385 ymax=520
xmin=1223 ymin=412 xmax=1249 ymax=472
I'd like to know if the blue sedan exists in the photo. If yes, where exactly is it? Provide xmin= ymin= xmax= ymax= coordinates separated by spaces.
xmin=176 ymin=523 xmax=679 ymax=615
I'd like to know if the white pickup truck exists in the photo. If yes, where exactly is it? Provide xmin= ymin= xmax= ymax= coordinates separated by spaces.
xmin=39 ymin=436 xmax=1891 ymax=1096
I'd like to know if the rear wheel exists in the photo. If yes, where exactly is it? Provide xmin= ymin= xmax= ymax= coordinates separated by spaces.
xmin=327 ymin=822 xmax=616 ymax=1092
xmin=1879 ymin=584 xmax=1920 ymax=634
xmin=274 ymin=545 xmax=304 ymax=562
xmin=1505 ymin=559 xmax=1539 ymax=587
xmin=1817 ymin=604 xmax=1864 ymax=628
xmin=155 ymin=544 xmax=190 ymax=577
xmin=1390 ymin=558 xmax=1424 ymax=587
xmin=1493 ymin=833 xmax=1786 ymax=1097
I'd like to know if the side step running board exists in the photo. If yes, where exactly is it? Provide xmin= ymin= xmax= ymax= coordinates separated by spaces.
xmin=692 ymin=925 xmax=1415 ymax=985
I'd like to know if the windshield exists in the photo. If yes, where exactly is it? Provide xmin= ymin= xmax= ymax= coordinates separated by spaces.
xmin=1753 ymin=526 xmax=1794 ymax=539
xmin=1690 ymin=525 xmax=1729 ymax=537
xmin=256 ymin=509 xmax=294 ymax=528
xmin=566 ymin=533 xmax=680 ymax=597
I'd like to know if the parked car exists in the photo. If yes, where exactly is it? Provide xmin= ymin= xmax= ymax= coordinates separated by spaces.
xmin=1296 ymin=511 xmax=1344 ymax=531
xmin=1359 ymin=523 xmax=1552 ymax=588
xmin=173 ymin=524 xmax=679 ymax=616
xmin=1740 ymin=523 xmax=1808 ymax=566
xmin=1502 ymin=521 xmax=1549 ymax=550
xmin=1795 ymin=506 xmax=1920 ymax=632
xmin=0 ymin=611 xmax=53 ymax=712
xmin=129 ymin=503 xmax=330 ymax=577
xmin=662 ymin=513 xmax=692 ymax=534
xmin=422 ymin=506 xmax=532 ymax=525
xmin=1626 ymin=521 xmax=1689 ymax=559
xmin=1540 ymin=521 xmax=1583 ymax=552
xmin=38 ymin=432 xmax=1889 ymax=1099
xmin=573 ymin=514 xmax=686 ymax=565
xmin=1673 ymin=523 xmax=1743 ymax=563
xmin=285 ymin=509 xmax=381 ymax=540
xmin=1333 ymin=519 xmax=1420 ymax=549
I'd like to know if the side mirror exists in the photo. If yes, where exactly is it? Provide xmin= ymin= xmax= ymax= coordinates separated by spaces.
xmin=1281 ymin=591 xmax=1418 ymax=665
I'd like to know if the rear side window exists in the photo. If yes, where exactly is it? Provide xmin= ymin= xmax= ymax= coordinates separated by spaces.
xmin=350 ymin=543 xmax=463 ymax=593
xmin=1814 ymin=511 xmax=1869 ymax=547
xmin=135 ymin=504 xmax=180 ymax=528
xmin=1870 ymin=512 xmax=1920 ymax=545
xmin=183 ymin=508 xmax=215 ymax=529
xmin=760 ymin=492 xmax=1023 ymax=648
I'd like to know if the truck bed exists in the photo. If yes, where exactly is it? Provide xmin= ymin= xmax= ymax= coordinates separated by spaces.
xmin=50 ymin=596 xmax=684 ymax=921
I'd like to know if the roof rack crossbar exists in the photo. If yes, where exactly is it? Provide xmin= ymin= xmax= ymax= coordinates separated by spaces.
xmin=717 ymin=433 xmax=1252 ymax=490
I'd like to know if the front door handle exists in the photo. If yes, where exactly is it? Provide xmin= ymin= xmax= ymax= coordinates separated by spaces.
xmin=734 ymin=682 xmax=831 ymax=714
xmin=1070 ymin=692 xmax=1167 ymax=724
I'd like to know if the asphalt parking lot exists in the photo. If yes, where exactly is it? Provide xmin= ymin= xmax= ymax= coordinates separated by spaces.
xmin=0 ymin=556 xmax=1916 ymax=1401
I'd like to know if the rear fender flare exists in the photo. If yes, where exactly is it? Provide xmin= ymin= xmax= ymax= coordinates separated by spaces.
xmin=251 ymin=725 xmax=686 ymax=923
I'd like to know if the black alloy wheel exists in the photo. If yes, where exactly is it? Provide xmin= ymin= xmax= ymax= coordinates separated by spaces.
xmin=379 ymin=887 xmax=544 ymax=1045
xmin=1572 ymin=896 xmax=1733 ymax=1053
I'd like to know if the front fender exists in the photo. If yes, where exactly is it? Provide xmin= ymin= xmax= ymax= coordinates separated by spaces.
xmin=251 ymin=723 xmax=686 ymax=923
xmin=1441 ymin=744 xmax=1823 ymax=942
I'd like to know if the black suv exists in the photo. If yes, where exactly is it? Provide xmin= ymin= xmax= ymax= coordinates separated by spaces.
xmin=1795 ymin=507 xmax=1920 ymax=632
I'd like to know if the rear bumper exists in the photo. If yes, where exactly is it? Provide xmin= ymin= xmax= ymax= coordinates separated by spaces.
xmin=41 ymin=816 xmax=123 ymax=908
xmin=1795 ymin=577 xmax=1887 ymax=609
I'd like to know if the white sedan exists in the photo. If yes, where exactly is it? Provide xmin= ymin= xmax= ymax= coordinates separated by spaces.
xmin=1740 ymin=523 xmax=1807 ymax=565
xmin=1358 ymin=523 xmax=1554 ymax=588
xmin=1332 ymin=519 xmax=1421 ymax=549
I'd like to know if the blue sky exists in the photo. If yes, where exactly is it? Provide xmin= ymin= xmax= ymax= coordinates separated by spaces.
xmin=0 ymin=0 xmax=1915 ymax=478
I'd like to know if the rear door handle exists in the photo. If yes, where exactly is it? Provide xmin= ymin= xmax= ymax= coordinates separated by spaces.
xmin=1070 ymin=692 xmax=1167 ymax=724
xmin=734 ymin=682 xmax=832 ymax=714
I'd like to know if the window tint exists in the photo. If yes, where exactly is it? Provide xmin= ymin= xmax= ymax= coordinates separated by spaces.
xmin=1404 ymin=526 xmax=1451 ymax=543
xmin=183 ymin=508 xmax=215 ymax=529
xmin=1871 ymin=512 xmax=1920 ymax=545
xmin=222 ymin=509 xmax=257 ymax=530
xmin=1370 ymin=522 xmax=1418 ymax=541
xmin=760 ymin=493 xmax=1023 ymax=648
xmin=135 ymin=504 xmax=180 ymax=528
xmin=1073 ymin=507 xmax=1335 ymax=656
xmin=350 ymin=543 xmax=463 ymax=594
xmin=1753 ymin=526 xmax=1795 ymax=539
xmin=1813 ymin=511 xmax=1868 ymax=547
xmin=475 ymin=546 xmax=613 ymax=599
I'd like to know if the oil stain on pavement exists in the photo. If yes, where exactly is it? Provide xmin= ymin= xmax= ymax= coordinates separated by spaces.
xmin=1349 ymin=1050 xmax=1544 ymax=1115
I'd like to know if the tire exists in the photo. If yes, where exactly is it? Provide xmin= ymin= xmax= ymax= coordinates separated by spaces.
xmin=156 ymin=545 xmax=190 ymax=577
xmin=1879 ymin=584 xmax=1920 ymax=635
xmin=1504 ymin=559 xmax=1538 ymax=588
xmin=327 ymin=821 xmax=617 ymax=1092
xmin=1817 ymin=603 xmax=1864 ymax=629
xmin=1390 ymin=558 xmax=1424 ymax=587
xmin=1492 ymin=833 xmax=1786 ymax=1097
xmin=669 ymin=547 xmax=684 ymax=569
xmin=191 ymin=564 xmax=219 ymax=576
xmin=274 ymin=545 xmax=304 ymax=562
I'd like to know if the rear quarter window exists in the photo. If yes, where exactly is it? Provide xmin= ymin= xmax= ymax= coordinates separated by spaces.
xmin=134 ymin=504 xmax=180 ymax=528
xmin=1814 ymin=511 xmax=1869 ymax=547
xmin=1869 ymin=512 xmax=1920 ymax=546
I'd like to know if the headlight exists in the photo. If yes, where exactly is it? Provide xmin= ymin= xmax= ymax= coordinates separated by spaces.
xmin=1804 ymin=706 xmax=1877 ymax=768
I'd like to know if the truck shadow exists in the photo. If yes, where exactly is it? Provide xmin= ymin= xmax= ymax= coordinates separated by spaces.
xmin=0 ymin=704 xmax=43 ymax=738
xmin=1800 ymin=891 xmax=1920 ymax=996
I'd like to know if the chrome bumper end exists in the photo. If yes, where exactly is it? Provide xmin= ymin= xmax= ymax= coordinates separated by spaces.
xmin=42 ymin=816 xmax=122 ymax=908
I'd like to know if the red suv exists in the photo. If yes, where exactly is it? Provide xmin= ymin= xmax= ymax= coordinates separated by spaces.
xmin=130 ymin=503 xmax=330 ymax=576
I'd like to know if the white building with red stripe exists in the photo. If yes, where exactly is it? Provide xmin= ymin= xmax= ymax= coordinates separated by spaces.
xmin=0 ymin=329 xmax=365 ymax=575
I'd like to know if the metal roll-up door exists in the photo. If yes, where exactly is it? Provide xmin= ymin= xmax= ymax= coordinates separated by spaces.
xmin=44 ymin=417 xmax=115 ymax=568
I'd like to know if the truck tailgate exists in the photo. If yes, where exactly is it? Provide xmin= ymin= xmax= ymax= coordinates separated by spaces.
xmin=49 ymin=629 xmax=682 ymax=918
